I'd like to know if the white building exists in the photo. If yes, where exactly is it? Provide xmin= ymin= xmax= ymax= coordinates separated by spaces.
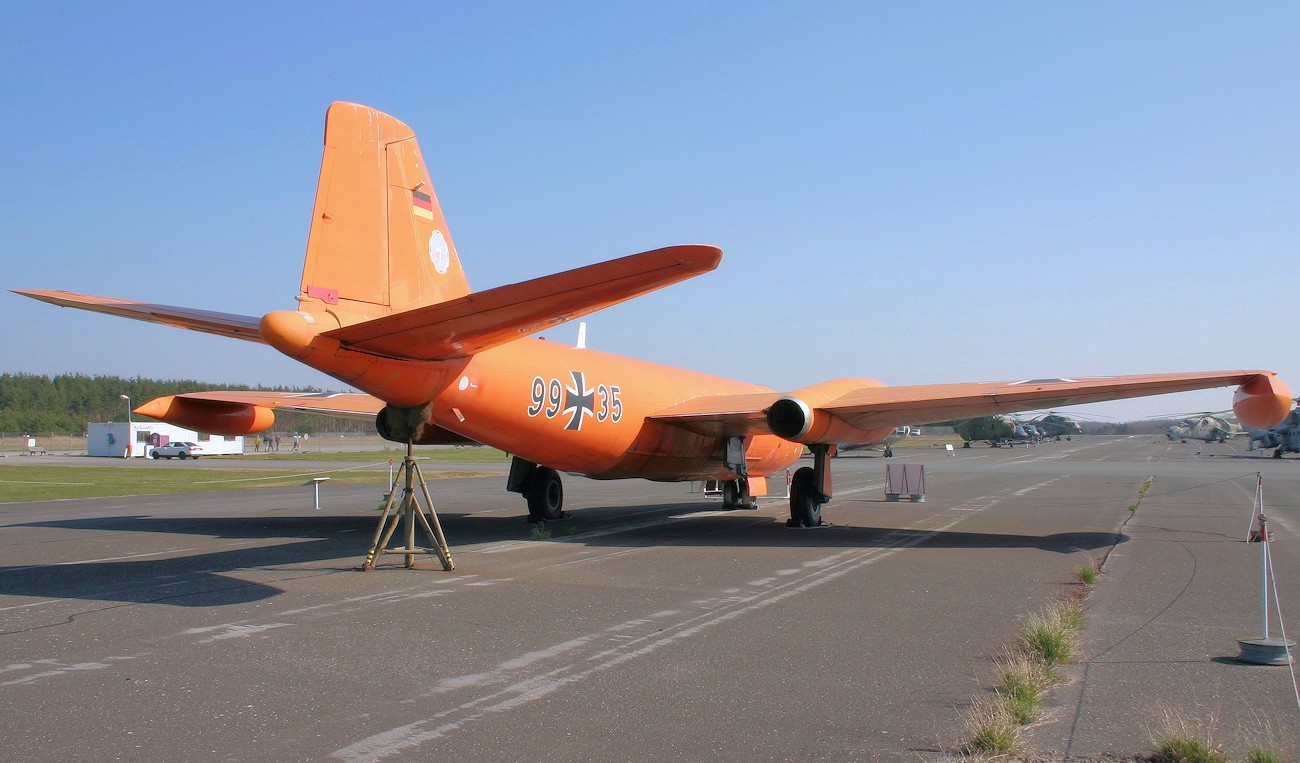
xmin=88 ymin=422 xmax=245 ymax=458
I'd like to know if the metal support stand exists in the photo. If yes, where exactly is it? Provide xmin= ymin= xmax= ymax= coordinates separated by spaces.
xmin=361 ymin=442 xmax=455 ymax=571
xmin=1236 ymin=473 xmax=1293 ymax=665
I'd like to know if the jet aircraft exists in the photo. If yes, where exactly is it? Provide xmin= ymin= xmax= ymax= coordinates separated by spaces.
xmin=14 ymin=103 xmax=1294 ymax=537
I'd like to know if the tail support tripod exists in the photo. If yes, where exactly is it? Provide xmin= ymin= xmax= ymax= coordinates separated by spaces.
xmin=361 ymin=441 xmax=455 ymax=571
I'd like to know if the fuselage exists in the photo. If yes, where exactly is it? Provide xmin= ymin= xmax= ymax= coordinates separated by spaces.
xmin=309 ymin=334 xmax=804 ymax=481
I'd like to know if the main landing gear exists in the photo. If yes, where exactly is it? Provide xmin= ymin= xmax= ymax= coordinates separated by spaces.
xmin=721 ymin=478 xmax=759 ymax=510
xmin=508 ymin=457 xmax=567 ymax=522
xmin=788 ymin=443 xmax=831 ymax=528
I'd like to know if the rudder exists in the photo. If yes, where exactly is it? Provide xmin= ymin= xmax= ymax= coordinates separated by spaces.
xmin=298 ymin=102 xmax=470 ymax=328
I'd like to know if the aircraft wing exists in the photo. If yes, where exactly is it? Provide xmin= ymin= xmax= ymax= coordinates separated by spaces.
xmin=11 ymin=290 xmax=265 ymax=343
xmin=647 ymin=392 xmax=783 ymax=437
xmin=651 ymin=371 xmax=1282 ymax=444
xmin=321 ymin=245 xmax=721 ymax=360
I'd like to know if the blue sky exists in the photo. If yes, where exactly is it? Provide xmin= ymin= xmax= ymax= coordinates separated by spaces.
xmin=2 ymin=2 xmax=1297 ymax=421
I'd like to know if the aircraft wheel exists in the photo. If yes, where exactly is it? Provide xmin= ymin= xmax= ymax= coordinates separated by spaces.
xmin=884 ymin=446 xmax=894 ymax=458
xmin=722 ymin=480 xmax=740 ymax=510
xmin=962 ymin=441 xmax=971 ymax=449
xmin=1274 ymin=449 xmax=1284 ymax=459
xmin=525 ymin=467 xmax=565 ymax=521
xmin=787 ymin=467 xmax=822 ymax=528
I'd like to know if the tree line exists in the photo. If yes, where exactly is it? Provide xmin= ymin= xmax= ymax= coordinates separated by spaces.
xmin=0 ymin=373 xmax=372 ymax=436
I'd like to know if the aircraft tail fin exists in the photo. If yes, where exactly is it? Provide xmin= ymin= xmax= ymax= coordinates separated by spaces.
xmin=298 ymin=102 xmax=471 ymax=329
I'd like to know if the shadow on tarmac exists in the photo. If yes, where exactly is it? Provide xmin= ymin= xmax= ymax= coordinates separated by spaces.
xmin=5 ymin=507 xmax=1126 ymax=607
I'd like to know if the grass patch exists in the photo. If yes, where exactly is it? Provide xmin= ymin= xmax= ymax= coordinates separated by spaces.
xmin=1019 ymin=604 xmax=1080 ymax=668
xmin=1149 ymin=737 xmax=1228 ymax=763
xmin=1129 ymin=476 xmax=1155 ymax=513
xmin=887 ymin=435 xmax=966 ymax=450
xmin=1074 ymin=560 xmax=1100 ymax=586
xmin=530 ymin=525 xmax=552 ymax=541
xmin=0 ymin=464 xmax=490 ymax=502
xmin=994 ymin=647 xmax=1056 ymax=725
xmin=212 ymin=447 xmax=511 ymax=463
xmin=1147 ymin=708 xmax=1227 ymax=763
xmin=960 ymin=697 xmax=1021 ymax=756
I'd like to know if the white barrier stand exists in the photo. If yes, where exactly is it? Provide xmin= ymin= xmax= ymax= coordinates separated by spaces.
xmin=306 ymin=477 xmax=330 ymax=511
xmin=1236 ymin=473 xmax=1294 ymax=665
xmin=885 ymin=464 xmax=926 ymax=502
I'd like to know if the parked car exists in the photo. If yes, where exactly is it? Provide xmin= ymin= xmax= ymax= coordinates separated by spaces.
xmin=149 ymin=441 xmax=203 ymax=459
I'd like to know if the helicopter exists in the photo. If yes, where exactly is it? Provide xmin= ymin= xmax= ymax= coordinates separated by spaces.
xmin=1164 ymin=412 xmax=1242 ymax=443
xmin=1029 ymin=412 xmax=1083 ymax=440
xmin=1246 ymin=403 xmax=1300 ymax=458
xmin=951 ymin=415 xmax=1044 ymax=448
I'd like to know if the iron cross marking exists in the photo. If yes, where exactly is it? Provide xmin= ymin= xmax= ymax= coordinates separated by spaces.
xmin=563 ymin=370 xmax=595 ymax=431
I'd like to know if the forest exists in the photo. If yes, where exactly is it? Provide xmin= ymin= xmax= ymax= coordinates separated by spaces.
xmin=0 ymin=373 xmax=368 ymax=435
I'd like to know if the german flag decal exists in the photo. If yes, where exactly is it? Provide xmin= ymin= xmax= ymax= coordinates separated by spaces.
xmin=412 ymin=190 xmax=435 ymax=220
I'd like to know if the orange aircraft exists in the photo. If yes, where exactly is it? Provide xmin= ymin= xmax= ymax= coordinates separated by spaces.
xmin=15 ymin=103 xmax=1293 ymax=531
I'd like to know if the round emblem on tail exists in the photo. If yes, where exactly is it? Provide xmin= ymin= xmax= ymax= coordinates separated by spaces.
xmin=429 ymin=230 xmax=450 ymax=274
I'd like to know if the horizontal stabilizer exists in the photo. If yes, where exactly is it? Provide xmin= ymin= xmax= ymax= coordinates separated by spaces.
xmin=134 ymin=390 xmax=474 ymax=444
xmin=322 ymin=245 xmax=722 ymax=360
xmin=140 ymin=390 xmax=386 ymax=420
xmin=11 ymin=290 xmax=264 ymax=344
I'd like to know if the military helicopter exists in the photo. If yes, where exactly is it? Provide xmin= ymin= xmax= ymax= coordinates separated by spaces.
xmin=1030 ymin=412 xmax=1083 ymax=440
xmin=1164 ymin=412 xmax=1241 ymax=443
xmin=952 ymin=415 xmax=1043 ymax=448
xmin=1246 ymin=403 xmax=1300 ymax=458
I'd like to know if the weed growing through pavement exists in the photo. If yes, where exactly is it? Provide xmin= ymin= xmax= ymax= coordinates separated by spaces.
xmin=1146 ymin=707 xmax=1228 ymax=763
xmin=1018 ymin=602 xmax=1081 ymax=669
xmin=993 ymin=647 xmax=1054 ymax=725
xmin=529 ymin=525 xmax=551 ymax=541
xmin=960 ymin=697 xmax=1020 ymax=757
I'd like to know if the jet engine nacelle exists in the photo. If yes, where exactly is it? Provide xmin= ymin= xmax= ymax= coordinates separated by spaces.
xmin=766 ymin=377 xmax=894 ymax=445
xmin=1232 ymin=374 xmax=1293 ymax=429
xmin=132 ymin=396 xmax=275 ymax=436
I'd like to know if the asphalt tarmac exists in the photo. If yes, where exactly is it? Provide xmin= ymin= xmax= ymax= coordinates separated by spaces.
xmin=0 ymin=436 xmax=1295 ymax=761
